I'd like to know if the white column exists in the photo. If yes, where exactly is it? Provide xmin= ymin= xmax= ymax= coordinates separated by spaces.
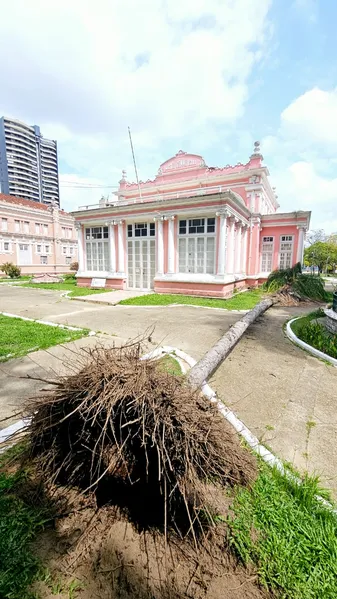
xmin=109 ymin=222 xmax=116 ymax=273
xmin=216 ymin=212 xmax=227 ymax=276
xmin=227 ymin=217 xmax=235 ymax=274
xmin=118 ymin=221 xmax=125 ymax=273
xmin=76 ymin=224 xmax=84 ymax=272
xmin=297 ymin=227 xmax=305 ymax=264
xmin=241 ymin=226 xmax=248 ymax=273
xmin=157 ymin=218 xmax=164 ymax=275
xmin=235 ymin=223 xmax=242 ymax=273
xmin=167 ymin=216 xmax=175 ymax=274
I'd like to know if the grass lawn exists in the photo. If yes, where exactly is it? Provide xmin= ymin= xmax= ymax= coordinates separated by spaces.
xmin=0 ymin=275 xmax=31 ymax=283
xmin=119 ymin=288 xmax=264 ymax=310
xmin=0 ymin=314 xmax=88 ymax=360
xmin=156 ymin=354 xmax=182 ymax=376
xmin=0 ymin=447 xmax=51 ymax=599
xmin=21 ymin=280 xmax=111 ymax=297
xmin=290 ymin=309 xmax=337 ymax=360
xmin=228 ymin=462 xmax=337 ymax=598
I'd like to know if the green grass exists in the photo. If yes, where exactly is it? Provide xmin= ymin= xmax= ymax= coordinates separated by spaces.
xmin=0 ymin=449 xmax=50 ymax=599
xmin=21 ymin=280 xmax=111 ymax=297
xmin=0 ymin=314 xmax=88 ymax=360
xmin=290 ymin=309 xmax=337 ymax=360
xmin=119 ymin=288 xmax=264 ymax=310
xmin=156 ymin=354 xmax=182 ymax=376
xmin=228 ymin=462 xmax=337 ymax=598
xmin=0 ymin=275 xmax=31 ymax=282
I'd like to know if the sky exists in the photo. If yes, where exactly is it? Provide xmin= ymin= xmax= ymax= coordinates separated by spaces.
xmin=0 ymin=0 xmax=336 ymax=232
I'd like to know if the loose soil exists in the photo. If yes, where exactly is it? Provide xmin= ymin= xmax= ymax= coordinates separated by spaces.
xmin=32 ymin=491 xmax=269 ymax=599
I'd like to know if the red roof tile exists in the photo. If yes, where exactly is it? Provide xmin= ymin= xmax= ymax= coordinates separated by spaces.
xmin=0 ymin=193 xmax=69 ymax=215
xmin=0 ymin=193 xmax=49 ymax=211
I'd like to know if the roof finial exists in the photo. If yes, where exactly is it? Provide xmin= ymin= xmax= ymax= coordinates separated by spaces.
xmin=250 ymin=140 xmax=263 ymax=162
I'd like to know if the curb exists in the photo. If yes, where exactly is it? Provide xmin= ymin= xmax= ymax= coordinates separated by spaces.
xmin=286 ymin=318 xmax=337 ymax=367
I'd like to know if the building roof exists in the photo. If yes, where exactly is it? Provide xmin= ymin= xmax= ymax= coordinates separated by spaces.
xmin=0 ymin=193 xmax=49 ymax=211
xmin=0 ymin=193 xmax=69 ymax=217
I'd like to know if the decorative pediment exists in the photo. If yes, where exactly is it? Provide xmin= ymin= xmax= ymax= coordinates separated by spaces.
xmin=158 ymin=150 xmax=206 ymax=175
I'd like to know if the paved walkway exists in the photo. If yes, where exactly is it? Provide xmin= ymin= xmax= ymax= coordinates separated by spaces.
xmin=1 ymin=285 xmax=337 ymax=497
xmin=76 ymin=289 xmax=152 ymax=305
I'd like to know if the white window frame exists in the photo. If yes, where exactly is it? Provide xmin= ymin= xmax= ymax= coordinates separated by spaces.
xmin=15 ymin=219 xmax=20 ymax=233
xmin=279 ymin=235 xmax=294 ymax=270
xmin=40 ymin=255 xmax=48 ymax=265
xmin=24 ymin=221 xmax=29 ymax=234
xmin=62 ymin=227 xmax=66 ymax=237
xmin=36 ymin=244 xmax=42 ymax=254
xmin=62 ymin=246 xmax=67 ymax=255
xmin=35 ymin=223 xmax=40 ymax=235
xmin=1 ymin=218 xmax=8 ymax=232
xmin=2 ymin=241 xmax=10 ymax=252
xmin=65 ymin=256 xmax=72 ymax=265
xmin=85 ymin=226 xmax=109 ymax=272
xmin=178 ymin=217 xmax=216 ymax=275
xmin=261 ymin=236 xmax=274 ymax=273
xmin=43 ymin=224 xmax=48 ymax=235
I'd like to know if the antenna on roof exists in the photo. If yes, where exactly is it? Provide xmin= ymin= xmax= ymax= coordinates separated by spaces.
xmin=128 ymin=126 xmax=142 ymax=202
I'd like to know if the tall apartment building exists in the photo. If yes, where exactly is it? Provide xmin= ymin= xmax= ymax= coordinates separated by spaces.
xmin=0 ymin=117 xmax=60 ymax=207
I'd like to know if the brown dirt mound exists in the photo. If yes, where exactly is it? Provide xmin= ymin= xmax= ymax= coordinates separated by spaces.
xmin=32 ymin=493 xmax=268 ymax=599
xmin=22 ymin=342 xmax=256 ymax=539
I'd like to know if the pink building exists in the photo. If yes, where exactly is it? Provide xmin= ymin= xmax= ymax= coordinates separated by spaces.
xmin=73 ymin=144 xmax=311 ymax=297
xmin=0 ymin=193 xmax=78 ymax=275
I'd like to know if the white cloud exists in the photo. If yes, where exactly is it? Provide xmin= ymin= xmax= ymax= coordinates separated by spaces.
xmin=263 ymin=88 xmax=337 ymax=233
xmin=281 ymin=87 xmax=337 ymax=147
xmin=0 ymin=0 xmax=271 ymax=210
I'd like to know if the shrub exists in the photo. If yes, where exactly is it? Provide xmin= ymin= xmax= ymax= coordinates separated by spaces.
xmin=264 ymin=263 xmax=302 ymax=292
xmin=292 ymin=275 xmax=328 ymax=302
xmin=296 ymin=321 xmax=337 ymax=359
xmin=70 ymin=261 xmax=79 ymax=272
xmin=63 ymin=272 xmax=76 ymax=281
xmin=264 ymin=263 xmax=329 ymax=301
xmin=0 ymin=263 xmax=21 ymax=278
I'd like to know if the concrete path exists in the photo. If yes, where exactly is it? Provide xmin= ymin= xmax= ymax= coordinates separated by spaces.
xmin=212 ymin=306 xmax=337 ymax=496
xmin=1 ymin=285 xmax=337 ymax=497
xmin=76 ymin=289 xmax=152 ymax=305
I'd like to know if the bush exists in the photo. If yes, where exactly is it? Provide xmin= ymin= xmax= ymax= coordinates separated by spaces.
xmin=264 ymin=263 xmax=302 ymax=292
xmin=296 ymin=321 xmax=337 ymax=359
xmin=70 ymin=261 xmax=79 ymax=272
xmin=63 ymin=272 xmax=76 ymax=281
xmin=292 ymin=275 xmax=328 ymax=302
xmin=264 ymin=264 xmax=329 ymax=301
xmin=0 ymin=263 xmax=21 ymax=278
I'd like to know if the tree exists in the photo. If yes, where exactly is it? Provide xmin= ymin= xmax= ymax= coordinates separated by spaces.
xmin=306 ymin=229 xmax=326 ymax=246
xmin=304 ymin=241 xmax=337 ymax=273
xmin=0 ymin=262 xmax=21 ymax=278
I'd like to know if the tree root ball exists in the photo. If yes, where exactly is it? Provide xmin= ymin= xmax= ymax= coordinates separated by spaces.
xmin=23 ymin=343 xmax=257 ymax=538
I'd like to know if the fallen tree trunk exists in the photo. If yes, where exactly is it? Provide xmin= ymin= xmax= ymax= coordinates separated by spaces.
xmin=188 ymin=297 xmax=275 ymax=389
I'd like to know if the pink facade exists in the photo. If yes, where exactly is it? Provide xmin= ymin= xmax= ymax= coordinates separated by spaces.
xmin=73 ymin=144 xmax=311 ymax=296
xmin=0 ymin=193 xmax=78 ymax=275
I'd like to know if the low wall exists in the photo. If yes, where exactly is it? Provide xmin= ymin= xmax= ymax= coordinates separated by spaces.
xmin=17 ymin=265 xmax=71 ymax=275
xmin=154 ymin=279 xmax=248 ymax=298
xmin=76 ymin=277 xmax=126 ymax=290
